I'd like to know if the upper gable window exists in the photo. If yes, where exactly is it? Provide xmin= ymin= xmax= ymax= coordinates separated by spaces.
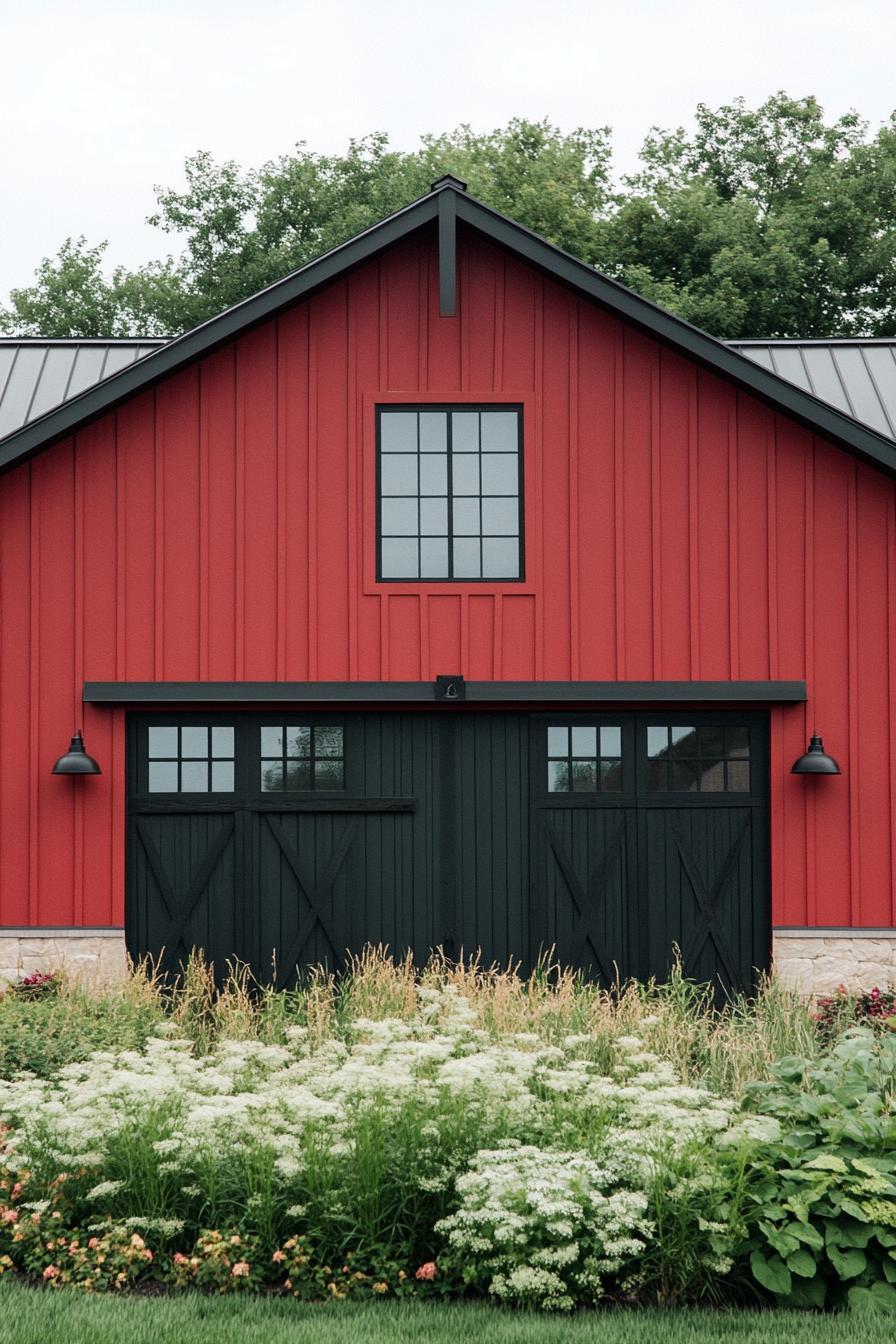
xmin=377 ymin=406 xmax=523 ymax=581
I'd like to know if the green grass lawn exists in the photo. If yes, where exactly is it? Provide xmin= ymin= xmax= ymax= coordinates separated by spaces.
xmin=1 ymin=1284 xmax=895 ymax=1344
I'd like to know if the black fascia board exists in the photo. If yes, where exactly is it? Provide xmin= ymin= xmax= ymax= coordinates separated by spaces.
xmin=2 ymin=174 xmax=894 ymax=479
xmin=451 ymin=194 xmax=896 ymax=477
xmin=0 ymin=193 xmax=441 ymax=473
xmin=83 ymin=680 xmax=807 ymax=705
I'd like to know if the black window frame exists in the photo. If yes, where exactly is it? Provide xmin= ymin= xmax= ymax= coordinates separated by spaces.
xmin=375 ymin=403 xmax=525 ymax=583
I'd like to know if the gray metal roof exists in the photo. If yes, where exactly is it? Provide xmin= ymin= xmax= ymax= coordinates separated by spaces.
xmin=0 ymin=339 xmax=166 ymax=440
xmin=0 ymin=326 xmax=895 ymax=455
xmin=729 ymin=340 xmax=896 ymax=442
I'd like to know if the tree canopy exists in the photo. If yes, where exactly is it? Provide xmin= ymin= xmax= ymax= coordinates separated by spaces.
xmin=4 ymin=94 xmax=896 ymax=340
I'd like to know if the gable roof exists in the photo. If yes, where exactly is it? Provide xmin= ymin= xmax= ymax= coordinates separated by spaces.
xmin=1 ymin=178 xmax=895 ymax=478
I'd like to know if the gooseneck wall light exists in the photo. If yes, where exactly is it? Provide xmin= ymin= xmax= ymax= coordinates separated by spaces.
xmin=52 ymin=731 xmax=102 ymax=775
xmin=791 ymin=734 xmax=841 ymax=775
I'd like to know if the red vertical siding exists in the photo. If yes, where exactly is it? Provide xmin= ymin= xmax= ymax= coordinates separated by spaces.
xmin=0 ymin=221 xmax=893 ymax=930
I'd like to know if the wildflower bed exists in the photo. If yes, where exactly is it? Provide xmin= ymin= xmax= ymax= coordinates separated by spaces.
xmin=1 ymin=954 xmax=896 ymax=1315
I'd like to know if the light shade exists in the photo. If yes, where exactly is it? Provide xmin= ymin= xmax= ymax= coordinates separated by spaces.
xmin=791 ymin=734 xmax=840 ymax=775
xmin=52 ymin=731 xmax=102 ymax=775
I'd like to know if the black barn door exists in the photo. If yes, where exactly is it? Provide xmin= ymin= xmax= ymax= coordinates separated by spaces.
xmin=127 ymin=708 xmax=768 ymax=992
xmin=531 ymin=712 xmax=769 ymax=995
xmin=126 ymin=711 xmax=529 ymax=985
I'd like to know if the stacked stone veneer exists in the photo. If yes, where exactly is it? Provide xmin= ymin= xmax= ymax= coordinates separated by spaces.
xmin=2 ymin=926 xmax=895 ymax=996
xmin=0 ymin=929 xmax=127 ymax=986
xmin=773 ymin=929 xmax=896 ymax=995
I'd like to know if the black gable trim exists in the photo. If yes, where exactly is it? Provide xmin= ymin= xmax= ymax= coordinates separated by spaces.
xmin=1 ymin=180 xmax=895 ymax=478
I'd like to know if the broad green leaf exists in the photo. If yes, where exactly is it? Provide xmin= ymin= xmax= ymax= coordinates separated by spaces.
xmin=751 ymin=1251 xmax=792 ymax=1296
xmin=786 ymin=1247 xmax=818 ymax=1278
xmin=828 ymin=1246 xmax=868 ymax=1279
xmin=848 ymin=1281 xmax=896 ymax=1313
xmin=805 ymin=1154 xmax=847 ymax=1172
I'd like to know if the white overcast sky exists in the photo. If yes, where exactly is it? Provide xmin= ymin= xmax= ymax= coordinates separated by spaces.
xmin=2 ymin=0 xmax=894 ymax=304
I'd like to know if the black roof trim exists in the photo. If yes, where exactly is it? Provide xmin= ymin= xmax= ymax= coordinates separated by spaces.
xmin=2 ymin=179 xmax=895 ymax=477
xmin=83 ymin=679 xmax=807 ymax=705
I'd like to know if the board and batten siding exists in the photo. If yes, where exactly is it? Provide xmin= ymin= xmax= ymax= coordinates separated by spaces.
xmin=0 ymin=220 xmax=893 ymax=931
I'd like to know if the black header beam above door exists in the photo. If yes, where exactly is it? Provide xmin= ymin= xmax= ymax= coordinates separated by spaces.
xmin=84 ymin=680 xmax=807 ymax=705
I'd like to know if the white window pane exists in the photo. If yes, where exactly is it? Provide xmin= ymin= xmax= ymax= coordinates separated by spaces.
xmin=419 ymin=455 xmax=447 ymax=494
xmin=420 ymin=537 xmax=449 ymax=577
xmin=571 ymin=726 xmax=597 ymax=756
xmin=148 ymin=726 xmax=178 ymax=758
xmin=381 ymin=538 xmax=419 ymax=578
xmin=547 ymin=726 xmax=568 ymax=756
xmin=548 ymin=761 xmax=569 ymax=792
xmin=381 ymin=498 xmax=418 ymax=535
xmin=181 ymin=727 xmax=208 ymax=758
xmin=381 ymin=412 xmax=417 ymax=452
xmin=481 ymin=411 xmax=518 ymax=451
xmin=481 ymin=454 xmax=518 ymax=493
xmin=148 ymin=761 xmax=178 ymax=792
xmin=212 ymin=726 xmax=234 ymax=757
xmin=419 ymin=412 xmax=447 ymax=452
xmin=262 ymin=761 xmax=283 ymax=791
xmin=647 ymin=727 xmax=669 ymax=757
xmin=181 ymin=760 xmax=209 ymax=791
xmin=452 ymin=454 xmax=479 ymax=495
xmin=261 ymin=727 xmax=282 ymax=755
xmin=601 ymin=726 xmax=622 ymax=758
xmin=381 ymin=455 xmax=418 ymax=495
xmin=211 ymin=761 xmax=234 ymax=792
xmin=482 ymin=538 xmax=519 ymax=577
xmin=286 ymin=727 xmax=312 ymax=757
xmin=453 ymin=499 xmax=480 ymax=535
xmin=419 ymin=497 xmax=447 ymax=535
xmin=453 ymin=538 xmax=481 ymax=578
xmin=452 ymin=412 xmax=479 ymax=451
xmin=481 ymin=497 xmax=519 ymax=535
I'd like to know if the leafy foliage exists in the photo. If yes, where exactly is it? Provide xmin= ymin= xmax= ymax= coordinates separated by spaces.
xmin=4 ymin=96 xmax=896 ymax=339
xmin=739 ymin=1030 xmax=896 ymax=1311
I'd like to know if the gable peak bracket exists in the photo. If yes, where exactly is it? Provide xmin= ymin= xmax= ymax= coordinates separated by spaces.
xmin=438 ymin=189 xmax=457 ymax=317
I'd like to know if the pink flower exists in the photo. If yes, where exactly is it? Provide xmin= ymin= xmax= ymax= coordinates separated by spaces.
xmin=43 ymin=1265 xmax=59 ymax=1280
xmin=173 ymin=1252 xmax=188 ymax=1265
xmin=272 ymin=1250 xmax=285 ymax=1263
xmin=1 ymin=1209 xmax=18 ymax=1224
xmin=415 ymin=1261 xmax=437 ymax=1281
xmin=231 ymin=1261 xmax=250 ymax=1277
xmin=87 ymin=1238 xmax=100 ymax=1250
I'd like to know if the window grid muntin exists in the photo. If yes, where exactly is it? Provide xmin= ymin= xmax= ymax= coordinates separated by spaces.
xmin=377 ymin=406 xmax=522 ymax=582
xmin=645 ymin=725 xmax=751 ymax=793
xmin=260 ymin=725 xmax=345 ymax=792
xmin=147 ymin=725 xmax=235 ymax=793
xmin=547 ymin=724 xmax=623 ymax=793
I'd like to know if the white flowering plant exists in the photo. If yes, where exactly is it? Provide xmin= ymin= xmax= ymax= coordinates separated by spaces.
xmin=0 ymin=983 xmax=762 ymax=1302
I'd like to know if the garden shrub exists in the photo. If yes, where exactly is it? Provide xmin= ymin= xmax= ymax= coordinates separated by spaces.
xmin=436 ymin=1144 xmax=652 ymax=1309
xmin=739 ymin=1029 xmax=896 ymax=1310
xmin=813 ymin=986 xmax=896 ymax=1039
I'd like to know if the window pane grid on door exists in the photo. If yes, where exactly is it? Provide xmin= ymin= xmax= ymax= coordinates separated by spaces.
xmin=378 ymin=407 xmax=521 ymax=581
xmin=147 ymin=725 xmax=235 ymax=793
xmin=260 ymin=725 xmax=345 ymax=792
xmin=646 ymin=725 xmax=751 ymax=792
xmin=546 ymin=725 xmax=623 ymax=793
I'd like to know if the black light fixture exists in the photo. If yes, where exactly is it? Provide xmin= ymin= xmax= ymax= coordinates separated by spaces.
xmin=434 ymin=675 xmax=466 ymax=702
xmin=791 ymin=734 xmax=840 ymax=775
xmin=52 ymin=731 xmax=102 ymax=775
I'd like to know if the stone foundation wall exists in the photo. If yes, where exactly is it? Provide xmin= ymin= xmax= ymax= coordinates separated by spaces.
xmin=0 ymin=928 xmax=127 ymax=987
xmin=773 ymin=928 xmax=896 ymax=995
xmin=3 ymin=926 xmax=895 ymax=996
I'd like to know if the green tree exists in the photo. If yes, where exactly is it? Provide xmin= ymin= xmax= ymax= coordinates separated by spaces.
xmin=605 ymin=94 xmax=896 ymax=336
xmin=3 ymin=100 xmax=896 ymax=339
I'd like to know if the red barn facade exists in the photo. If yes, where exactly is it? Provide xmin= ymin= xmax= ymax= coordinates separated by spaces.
xmin=1 ymin=177 xmax=894 ymax=994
